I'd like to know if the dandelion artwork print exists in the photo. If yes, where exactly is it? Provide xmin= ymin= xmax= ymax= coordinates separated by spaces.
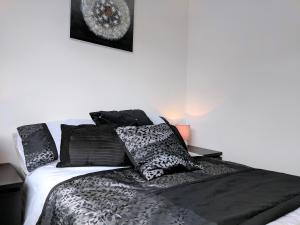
xmin=71 ymin=0 xmax=134 ymax=52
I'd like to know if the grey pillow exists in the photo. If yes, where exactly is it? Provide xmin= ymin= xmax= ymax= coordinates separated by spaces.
xmin=17 ymin=123 xmax=58 ymax=172
xmin=116 ymin=124 xmax=202 ymax=180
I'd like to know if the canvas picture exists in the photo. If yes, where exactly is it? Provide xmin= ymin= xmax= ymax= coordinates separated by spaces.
xmin=71 ymin=0 xmax=134 ymax=52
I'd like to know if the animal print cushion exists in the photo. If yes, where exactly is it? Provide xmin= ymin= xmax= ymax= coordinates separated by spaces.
xmin=116 ymin=124 xmax=202 ymax=180
xmin=17 ymin=123 xmax=58 ymax=172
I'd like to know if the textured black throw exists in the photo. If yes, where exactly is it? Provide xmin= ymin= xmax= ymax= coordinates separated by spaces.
xmin=37 ymin=158 xmax=300 ymax=225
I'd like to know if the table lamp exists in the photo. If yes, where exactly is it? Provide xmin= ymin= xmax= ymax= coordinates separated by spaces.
xmin=175 ymin=124 xmax=191 ymax=146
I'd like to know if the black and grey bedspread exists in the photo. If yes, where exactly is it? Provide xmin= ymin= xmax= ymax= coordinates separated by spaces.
xmin=37 ymin=158 xmax=300 ymax=225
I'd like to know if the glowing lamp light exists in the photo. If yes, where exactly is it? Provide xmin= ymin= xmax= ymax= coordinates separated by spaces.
xmin=175 ymin=125 xmax=191 ymax=144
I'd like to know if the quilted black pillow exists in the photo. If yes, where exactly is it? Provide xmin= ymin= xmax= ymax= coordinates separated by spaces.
xmin=90 ymin=109 xmax=153 ymax=127
xmin=57 ymin=124 xmax=130 ymax=167
xmin=116 ymin=124 xmax=202 ymax=180
xmin=17 ymin=123 xmax=58 ymax=172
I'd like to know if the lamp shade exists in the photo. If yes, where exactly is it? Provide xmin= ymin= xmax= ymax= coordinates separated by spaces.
xmin=175 ymin=125 xmax=191 ymax=141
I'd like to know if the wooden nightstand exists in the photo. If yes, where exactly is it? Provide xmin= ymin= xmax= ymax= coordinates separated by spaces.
xmin=188 ymin=146 xmax=223 ymax=160
xmin=0 ymin=163 xmax=24 ymax=225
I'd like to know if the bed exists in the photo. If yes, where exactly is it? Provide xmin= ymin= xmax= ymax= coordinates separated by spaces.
xmin=16 ymin=112 xmax=300 ymax=225
xmin=23 ymin=158 xmax=300 ymax=225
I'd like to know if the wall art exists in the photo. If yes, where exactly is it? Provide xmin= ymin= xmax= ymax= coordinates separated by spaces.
xmin=71 ymin=0 xmax=134 ymax=52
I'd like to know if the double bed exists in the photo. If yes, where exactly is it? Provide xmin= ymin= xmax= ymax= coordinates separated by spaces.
xmin=16 ymin=110 xmax=300 ymax=225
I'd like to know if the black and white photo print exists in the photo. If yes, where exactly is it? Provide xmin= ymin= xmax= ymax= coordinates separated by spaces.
xmin=71 ymin=0 xmax=134 ymax=52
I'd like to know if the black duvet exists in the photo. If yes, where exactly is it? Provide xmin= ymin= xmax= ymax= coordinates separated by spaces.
xmin=37 ymin=158 xmax=300 ymax=225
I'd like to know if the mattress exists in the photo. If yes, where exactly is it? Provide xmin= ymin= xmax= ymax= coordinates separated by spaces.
xmin=24 ymin=162 xmax=300 ymax=225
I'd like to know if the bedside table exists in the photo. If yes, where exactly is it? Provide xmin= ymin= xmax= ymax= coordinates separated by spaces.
xmin=0 ymin=163 xmax=24 ymax=225
xmin=188 ymin=146 xmax=223 ymax=160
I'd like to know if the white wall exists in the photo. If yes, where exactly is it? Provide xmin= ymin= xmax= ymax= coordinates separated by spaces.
xmin=186 ymin=0 xmax=300 ymax=175
xmin=0 ymin=0 xmax=189 ymax=166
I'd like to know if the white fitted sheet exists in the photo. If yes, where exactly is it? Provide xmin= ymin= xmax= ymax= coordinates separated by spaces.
xmin=24 ymin=162 xmax=300 ymax=225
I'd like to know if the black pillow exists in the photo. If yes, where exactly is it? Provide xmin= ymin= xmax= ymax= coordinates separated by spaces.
xmin=160 ymin=117 xmax=188 ymax=150
xmin=57 ymin=124 xmax=130 ymax=168
xmin=90 ymin=109 xmax=153 ymax=127
xmin=116 ymin=124 xmax=201 ymax=181
xmin=17 ymin=123 xmax=58 ymax=172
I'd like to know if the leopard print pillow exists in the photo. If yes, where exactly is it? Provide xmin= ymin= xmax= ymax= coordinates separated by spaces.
xmin=116 ymin=124 xmax=202 ymax=180
xmin=17 ymin=123 xmax=58 ymax=172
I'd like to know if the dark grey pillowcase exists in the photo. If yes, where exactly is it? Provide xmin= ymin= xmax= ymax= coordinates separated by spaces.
xmin=90 ymin=109 xmax=153 ymax=127
xmin=17 ymin=123 xmax=58 ymax=172
xmin=57 ymin=124 xmax=130 ymax=168
xmin=160 ymin=116 xmax=188 ymax=150
xmin=116 ymin=124 xmax=202 ymax=181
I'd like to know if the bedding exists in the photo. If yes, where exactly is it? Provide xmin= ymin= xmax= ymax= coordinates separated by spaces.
xmin=15 ymin=119 xmax=95 ymax=174
xmin=16 ymin=117 xmax=163 ymax=175
xmin=33 ymin=157 xmax=300 ymax=225
xmin=57 ymin=124 xmax=130 ymax=167
xmin=268 ymin=208 xmax=300 ymax=225
xmin=24 ymin=162 xmax=126 ymax=225
xmin=17 ymin=123 xmax=58 ymax=172
xmin=46 ymin=119 xmax=95 ymax=155
xmin=116 ymin=123 xmax=201 ymax=180
xmin=90 ymin=109 xmax=153 ymax=127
